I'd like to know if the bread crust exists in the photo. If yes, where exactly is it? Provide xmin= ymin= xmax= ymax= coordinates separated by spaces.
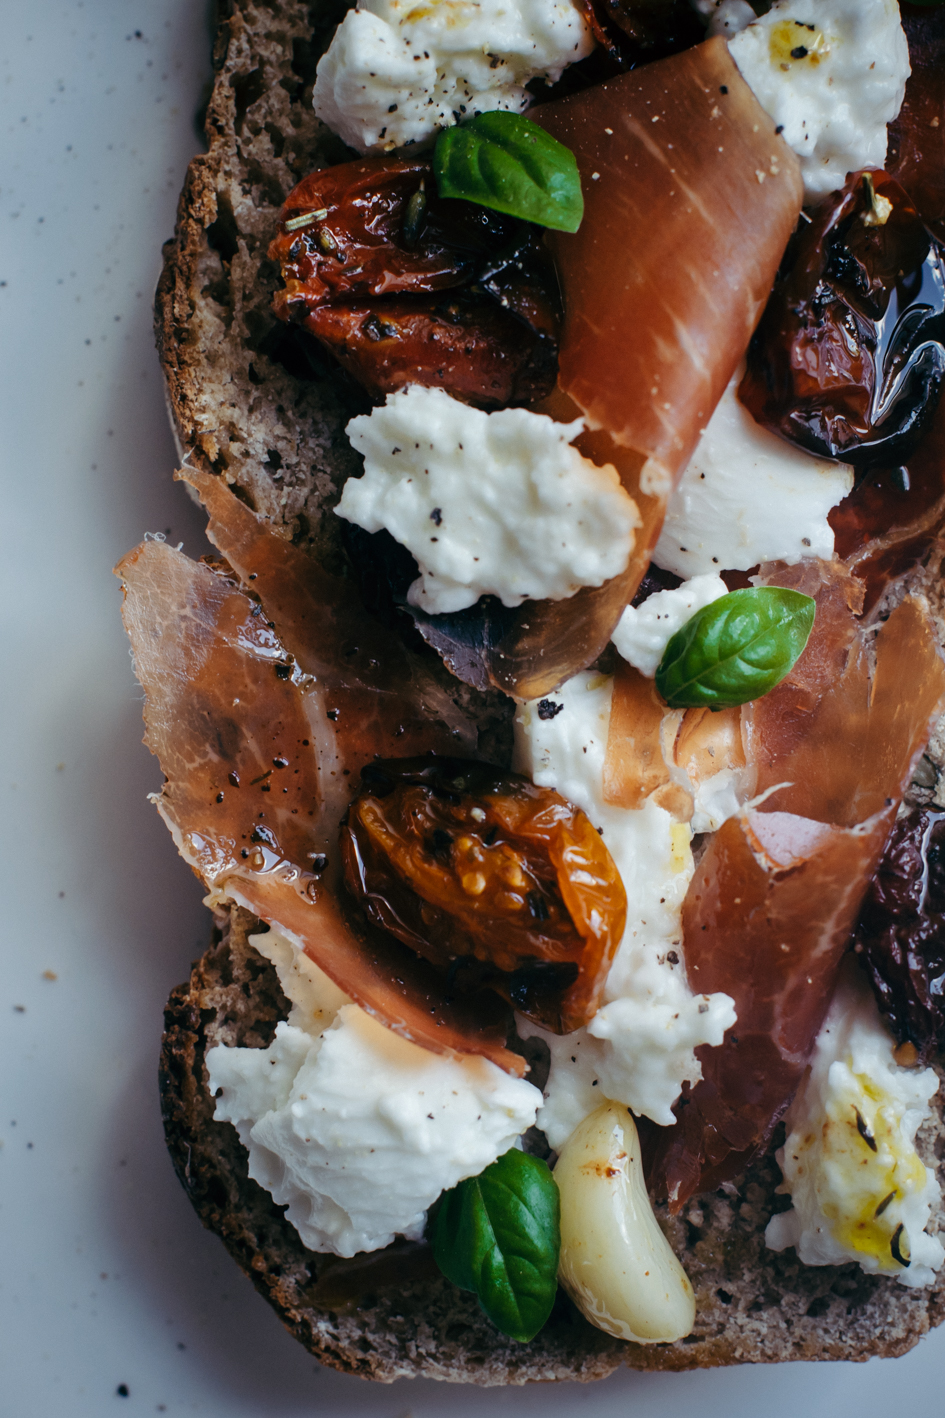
xmin=154 ymin=0 xmax=945 ymax=1382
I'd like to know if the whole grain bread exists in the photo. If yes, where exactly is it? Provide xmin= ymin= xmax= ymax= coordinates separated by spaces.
xmin=160 ymin=909 xmax=945 ymax=1382
xmin=154 ymin=0 xmax=945 ymax=1383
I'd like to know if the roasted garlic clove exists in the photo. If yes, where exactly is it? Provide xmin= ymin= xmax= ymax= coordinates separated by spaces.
xmin=554 ymin=1101 xmax=695 ymax=1343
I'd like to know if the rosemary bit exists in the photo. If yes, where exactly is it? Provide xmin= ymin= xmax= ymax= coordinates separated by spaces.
xmin=402 ymin=179 xmax=427 ymax=251
xmin=284 ymin=207 xmax=329 ymax=232
xmin=891 ymin=1222 xmax=911 ymax=1268
xmin=854 ymin=1107 xmax=878 ymax=1152
xmin=873 ymin=1191 xmax=896 ymax=1219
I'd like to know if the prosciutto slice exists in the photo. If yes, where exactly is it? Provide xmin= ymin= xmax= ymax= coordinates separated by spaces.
xmin=649 ymin=573 xmax=945 ymax=1206
xmin=536 ymin=37 xmax=802 ymax=533
xmin=117 ymin=487 xmax=524 ymax=1075
xmin=456 ymin=37 xmax=803 ymax=698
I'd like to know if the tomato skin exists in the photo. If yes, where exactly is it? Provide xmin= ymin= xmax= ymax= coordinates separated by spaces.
xmin=741 ymin=169 xmax=945 ymax=470
xmin=269 ymin=157 xmax=559 ymax=408
xmin=342 ymin=757 xmax=627 ymax=1035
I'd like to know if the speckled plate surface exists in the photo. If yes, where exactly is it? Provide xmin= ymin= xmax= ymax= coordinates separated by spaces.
xmin=3 ymin=3 xmax=945 ymax=1413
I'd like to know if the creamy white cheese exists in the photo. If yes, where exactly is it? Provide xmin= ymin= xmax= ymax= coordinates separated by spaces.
xmin=514 ymin=672 xmax=736 ymax=1143
xmin=207 ymin=930 xmax=541 ymax=1258
xmin=337 ymin=385 xmax=639 ymax=615
xmin=312 ymin=0 xmax=594 ymax=155
xmin=728 ymin=0 xmax=910 ymax=202
xmin=654 ymin=371 xmax=854 ymax=578
xmin=691 ymin=0 xmax=756 ymax=40
xmin=766 ymin=960 xmax=944 ymax=1288
xmin=611 ymin=574 xmax=728 ymax=679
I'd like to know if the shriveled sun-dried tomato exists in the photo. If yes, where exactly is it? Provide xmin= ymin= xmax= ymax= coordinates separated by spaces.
xmin=853 ymin=807 xmax=945 ymax=1063
xmin=740 ymin=169 xmax=945 ymax=470
xmin=341 ymin=757 xmax=627 ymax=1035
xmin=269 ymin=157 xmax=559 ymax=408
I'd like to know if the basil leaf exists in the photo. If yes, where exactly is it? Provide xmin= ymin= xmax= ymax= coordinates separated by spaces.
xmin=431 ymin=1148 xmax=560 ymax=1342
xmin=433 ymin=112 xmax=583 ymax=233
xmin=655 ymin=587 xmax=816 ymax=710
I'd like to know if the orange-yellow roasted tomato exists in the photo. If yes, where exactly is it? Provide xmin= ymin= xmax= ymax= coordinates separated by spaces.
xmin=341 ymin=757 xmax=627 ymax=1035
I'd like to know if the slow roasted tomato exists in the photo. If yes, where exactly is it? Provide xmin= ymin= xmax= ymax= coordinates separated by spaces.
xmin=741 ymin=169 xmax=945 ymax=470
xmin=341 ymin=757 xmax=627 ymax=1035
xmin=269 ymin=157 xmax=560 ymax=408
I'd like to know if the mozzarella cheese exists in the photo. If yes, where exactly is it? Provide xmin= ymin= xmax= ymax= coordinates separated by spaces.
xmin=312 ymin=0 xmax=594 ymax=154
xmin=766 ymin=960 xmax=944 ymax=1287
xmin=336 ymin=385 xmax=639 ymax=615
xmin=728 ymin=0 xmax=910 ymax=202
xmin=514 ymin=672 xmax=736 ymax=1142
xmin=654 ymin=371 xmax=854 ymax=578
xmin=611 ymin=574 xmax=728 ymax=679
xmin=206 ymin=930 xmax=541 ymax=1258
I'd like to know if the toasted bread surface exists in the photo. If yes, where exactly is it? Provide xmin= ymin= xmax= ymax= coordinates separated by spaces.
xmin=155 ymin=0 xmax=945 ymax=1383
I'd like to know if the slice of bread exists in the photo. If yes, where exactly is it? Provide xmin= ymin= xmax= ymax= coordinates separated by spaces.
xmin=160 ymin=908 xmax=945 ymax=1380
xmin=153 ymin=0 xmax=945 ymax=1381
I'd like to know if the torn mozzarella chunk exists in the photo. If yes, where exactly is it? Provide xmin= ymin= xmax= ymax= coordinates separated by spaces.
xmin=611 ymin=574 xmax=728 ymax=679
xmin=728 ymin=0 xmax=910 ymax=202
xmin=514 ymin=672 xmax=735 ymax=1141
xmin=654 ymin=371 xmax=854 ymax=578
xmin=207 ymin=930 xmax=541 ymax=1258
xmin=337 ymin=385 xmax=639 ymax=615
xmin=312 ymin=0 xmax=594 ymax=154
xmin=766 ymin=959 xmax=944 ymax=1288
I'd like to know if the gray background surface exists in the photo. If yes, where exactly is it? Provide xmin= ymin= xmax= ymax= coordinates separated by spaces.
xmin=2 ymin=2 xmax=943 ymax=1412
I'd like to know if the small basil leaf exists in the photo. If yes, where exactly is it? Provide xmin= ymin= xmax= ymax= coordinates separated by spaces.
xmin=431 ymin=1148 xmax=560 ymax=1343
xmin=433 ymin=112 xmax=583 ymax=233
xmin=654 ymin=587 xmax=816 ymax=710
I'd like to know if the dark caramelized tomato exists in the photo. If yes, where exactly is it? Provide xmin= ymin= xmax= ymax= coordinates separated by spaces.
xmin=341 ymin=757 xmax=627 ymax=1035
xmin=269 ymin=157 xmax=560 ymax=408
xmin=853 ymin=807 xmax=945 ymax=1063
xmin=573 ymin=0 xmax=703 ymax=74
xmin=741 ymin=169 xmax=945 ymax=470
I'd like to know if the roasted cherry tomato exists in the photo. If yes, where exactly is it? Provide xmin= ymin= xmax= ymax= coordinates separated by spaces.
xmin=573 ymin=0 xmax=702 ymax=73
xmin=269 ymin=157 xmax=560 ymax=407
xmin=853 ymin=806 xmax=945 ymax=1063
xmin=741 ymin=169 xmax=945 ymax=470
xmin=341 ymin=757 xmax=627 ymax=1035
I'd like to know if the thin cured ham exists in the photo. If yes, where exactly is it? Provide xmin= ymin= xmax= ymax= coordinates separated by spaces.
xmin=444 ymin=38 xmax=803 ymax=698
xmin=117 ymin=488 xmax=524 ymax=1075
xmin=648 ymin=574 xmax=945 ymax=1207
xmin=537 ymin=36 xmax=802 ymax=533
xmin=184 ymin=467 xmax=475 ymax=773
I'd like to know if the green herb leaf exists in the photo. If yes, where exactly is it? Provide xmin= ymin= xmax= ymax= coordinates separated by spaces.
xmin=431 ymin=1148 xmax=561 ymax=1342
xmin=654 ymin=587 xmax=816 ymax=710
xmin=433 ymin=112 xmax=583 ymax=233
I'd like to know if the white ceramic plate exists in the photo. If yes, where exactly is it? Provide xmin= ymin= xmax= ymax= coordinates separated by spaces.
xmin=3 ymin=3 xmax=943 ymax=1412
